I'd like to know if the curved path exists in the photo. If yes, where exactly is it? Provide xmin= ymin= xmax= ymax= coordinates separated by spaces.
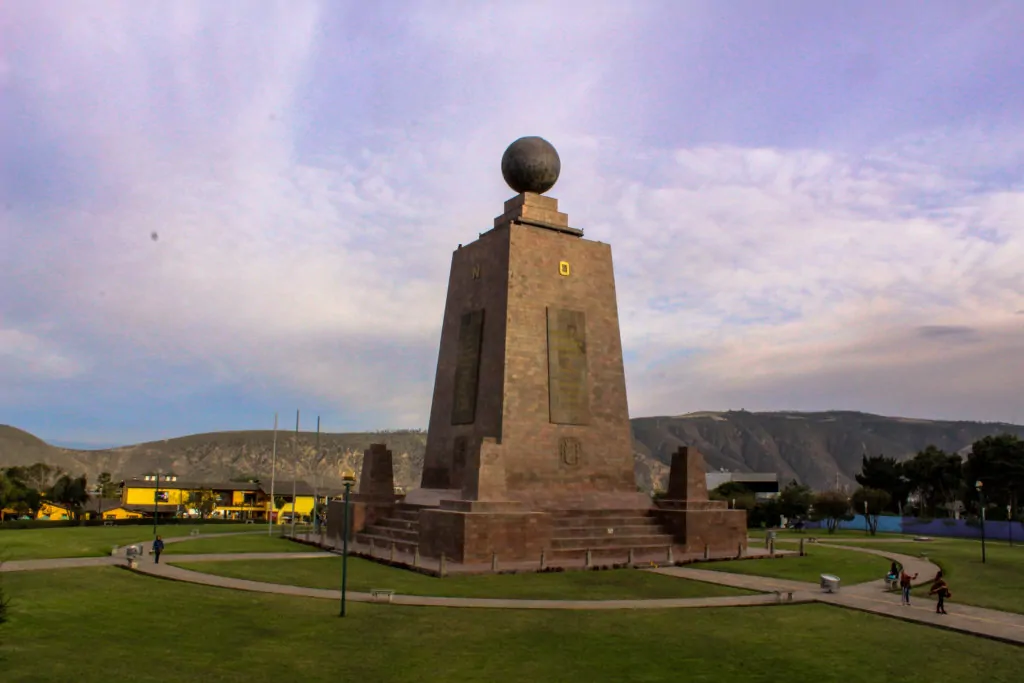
xmin=5 ymin=532 xmax=1024 ymax=645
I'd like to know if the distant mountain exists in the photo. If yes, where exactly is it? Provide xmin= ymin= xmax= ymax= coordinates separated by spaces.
xmin=2 ymin=412 xmax=1023 ymax=492
xmin=632 ymin=411 xmax=1024 ymax=490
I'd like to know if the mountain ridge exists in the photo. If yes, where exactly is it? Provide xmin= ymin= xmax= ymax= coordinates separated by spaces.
xmin=3 ymin=412 xmax=1023 ymax=492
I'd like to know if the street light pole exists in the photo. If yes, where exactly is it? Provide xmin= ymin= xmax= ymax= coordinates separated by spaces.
xmin=976 ymin=480 xmax=986 ymax=564
xmin=268 ymin=413 xmax=278 ymax=536
xmin=1009 ymin=504 xmax=1013 ymax=547
xmin=153 ymin=471 xmax=160 ymax=536
xmin=339 ymin=471 xmax=355 ymax=617
xmin=864 ymin=500 xmax=869 ymax=535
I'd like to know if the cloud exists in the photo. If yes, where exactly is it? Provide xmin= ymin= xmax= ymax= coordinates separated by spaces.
xmin=2 ymin=1 xmax=1024 ymax=439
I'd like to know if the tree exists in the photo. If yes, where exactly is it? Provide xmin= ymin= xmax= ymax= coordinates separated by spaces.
xmin=811 ymin=491 xmax=854 ymax=534
xmin=902 ymin=446 xmax=963 ymax=517
xmin=856 ymin=454 xmax=909 ymax=512
xmin=96 ymin=472 xmax=119 ymax=499
xmin=189 ymin=489 xmax=218 ymax=520
xmin=851 ymin=487 xmax=892 ymax=535
xmin=964 ymin=434 xmax=1024 ymax=517
xmin=47 ymin=474 xmax=90 ymax=521
xmin=777 ymin=481 xmax=814 ymax=523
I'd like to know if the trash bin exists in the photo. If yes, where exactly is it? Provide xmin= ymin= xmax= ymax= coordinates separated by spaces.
xmin=820 ymin=574 xmax=841 ymax=593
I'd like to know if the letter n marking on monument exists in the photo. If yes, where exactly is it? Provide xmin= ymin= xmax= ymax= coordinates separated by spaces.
xmin=472 ymin=264 xmax=481 ymax=280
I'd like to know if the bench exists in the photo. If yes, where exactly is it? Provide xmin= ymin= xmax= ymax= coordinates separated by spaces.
xmin=773 ymin=590 xmax=794 ymax=603
xmin=103 ymin=521 xmax=115 ymax=527
xmin=370 ymin=589 xmax=395 ymax=603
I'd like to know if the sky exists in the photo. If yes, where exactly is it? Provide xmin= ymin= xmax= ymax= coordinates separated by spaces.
xmin=1 ymin=1 xmax=1023 ymax=448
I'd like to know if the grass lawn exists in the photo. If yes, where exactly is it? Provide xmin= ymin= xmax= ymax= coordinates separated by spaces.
xmin=705 ymin=544 xmax=887 ymax=585
xmin=1 ymin=568 xmax=1021 ymax=683
xmin=173 ymin=555 xmax=756 ymax=600
xmin=0 ymin=524 xmax=255 ymax=560
xmin=163 ymin=534 xmax=309 ymax=555
xmin=816 ymin=538 xmax=1024 ymax=614
xmin=762 ymin=528 xmax=914 ymax=541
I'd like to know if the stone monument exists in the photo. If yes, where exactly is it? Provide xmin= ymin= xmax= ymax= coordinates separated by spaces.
xmin=347 ymin=136 xmax=747 ymax=566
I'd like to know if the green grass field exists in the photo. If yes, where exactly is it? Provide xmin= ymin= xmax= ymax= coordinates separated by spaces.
xmin=0 ymin=524 xmax=257 ymax=560
xmin=815 ymin=537 xmax=1024 ymax=614
xmin=173 ymin=555 xmax=756 ymax=600
xmin=163 ymin=534 xmax=309 ymax=555
xmin=705 ymin=544 xmax=887 ymax=585
xmin=1 ymin=568 xmax=1021 ymax=683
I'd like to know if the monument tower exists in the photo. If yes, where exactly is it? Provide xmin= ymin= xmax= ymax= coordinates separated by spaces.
xmin=346 ymin=137 xmax=747 ymax=566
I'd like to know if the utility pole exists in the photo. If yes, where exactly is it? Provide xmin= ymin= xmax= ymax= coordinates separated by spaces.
xmin=268 ymin=413 xmax=278 ymax=536
xmin=313 ymin=416 xmax=321 ymax=534
xmin=153 ymin=470 xmax=160 ymax=536
xmin=291 ymin=410 xmax=299 ymax=537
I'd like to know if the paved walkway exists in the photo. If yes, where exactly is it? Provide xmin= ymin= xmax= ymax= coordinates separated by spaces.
xmin=5 ymin=529 xmax=1024 ymax=645
xmin=133 ymin=557 xmax=788 ymax=610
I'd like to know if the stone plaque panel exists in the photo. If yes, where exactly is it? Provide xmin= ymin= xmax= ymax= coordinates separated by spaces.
xmin=451 ymin=309 xmax=485 ymax=425
xmin=547 ymin=307 xmax=590 ymax=425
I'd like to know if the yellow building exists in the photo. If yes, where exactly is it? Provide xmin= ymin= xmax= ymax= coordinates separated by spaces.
xmin=36 ymin=501 xmax=73 ymax=520
xmin=114 ymin=474 xmax=339 ymax=523
xmin=82 ymin=496 xmax=143 ymax=521
xmin=262 ymin=480 xmax=340 ymax=525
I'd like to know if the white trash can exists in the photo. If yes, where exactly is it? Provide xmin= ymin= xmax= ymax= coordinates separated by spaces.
xmin=820 ymin=574 xmax=841 ymax=593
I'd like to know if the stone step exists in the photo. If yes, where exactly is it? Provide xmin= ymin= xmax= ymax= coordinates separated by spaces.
xmin=548 ymin=509 xmax=656 ymax=518
xmin=549 ymin=534 xmax=674 ymax=550
xmin=355 ymin=533 xmax=419 ymax=555
xmin=374 ymin=517 xmax=420 ymax=531
xmin=391 ymin=508 xmax=421 ymax=522
xmin=550 ymin=524 xmax=667 ymax=539
xmin=552 ymin=516 xmax=660 ymax=529
xmin=546 ymin=544 xmax=677 ymax=562
xmin=362 ymin=525 xmax=419 ymax=542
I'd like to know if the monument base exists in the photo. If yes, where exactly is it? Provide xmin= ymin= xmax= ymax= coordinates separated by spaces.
xmin=654 ymin=499 xmax=748 ymax=555
xmin=419 ymin=501 xmax=553 ymax=564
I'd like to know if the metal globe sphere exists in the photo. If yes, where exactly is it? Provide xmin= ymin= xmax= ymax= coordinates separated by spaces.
xmin=501 ymin=136 xmax=561 ymax=194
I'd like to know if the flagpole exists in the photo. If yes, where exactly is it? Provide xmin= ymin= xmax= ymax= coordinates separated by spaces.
xmin=313 ymin=416 xmax=321 ymax=534
xmin=268 ymin=413 xmax=278 ymax=536
xmin=291 ymin=410 xmax=299 ymax=537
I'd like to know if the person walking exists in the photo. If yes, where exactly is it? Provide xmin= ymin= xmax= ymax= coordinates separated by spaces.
xmin=929 ymin=571 xmax=950 ymax=614
xmin=152 ymin=535 xmax=165 ymax=564
xmin=899 ymin=568 xmax=918 ymax=606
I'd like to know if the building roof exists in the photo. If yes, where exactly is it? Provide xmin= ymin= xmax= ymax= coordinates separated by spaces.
xmin=260 ymin=480 xmax=317 ymax=497
xmin=83 ymin=496 xmax=128 ymax=513
xmin=122 ymin=479 xmax=263 ymax=492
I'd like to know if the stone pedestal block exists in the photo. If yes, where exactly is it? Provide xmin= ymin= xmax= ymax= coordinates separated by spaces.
xmin=419 ymin=505 xmax=553 ymax=564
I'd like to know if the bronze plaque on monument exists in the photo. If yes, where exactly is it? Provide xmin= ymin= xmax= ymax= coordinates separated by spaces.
xmin=547 ymin=307 xmax=590 ymax=424
xmin=451 ymin=309 xmax=485 ymax=425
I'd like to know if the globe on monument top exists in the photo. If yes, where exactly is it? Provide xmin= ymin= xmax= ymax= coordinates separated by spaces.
xmin=501 ymin=136 xmax=561 ymax=195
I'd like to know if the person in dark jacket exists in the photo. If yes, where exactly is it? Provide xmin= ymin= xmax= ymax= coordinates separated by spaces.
xmin=929 ymin=571 xmax=950 ymax=614
xmin=152 ymin=536 xmax=165 ymax=564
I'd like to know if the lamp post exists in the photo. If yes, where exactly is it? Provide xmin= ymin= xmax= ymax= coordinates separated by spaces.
xmin=153 ymin=471 xmax=160 ymax=536
xmin=1009 ymin=504 xmax=1014 ymax=547
xmin=339 ymin=470 xmax=355 ymax=617
xmin=976 ymin=480 xmax=986 ymax=564
xmin=864 ymin=500 xmax=869 ymax=535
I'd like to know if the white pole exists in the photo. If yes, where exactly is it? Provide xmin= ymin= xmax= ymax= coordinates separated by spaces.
xmin=268 ymin=413 xmax=278 ymax=536
xmin=291 ymin=410 xmax=299 ymax=537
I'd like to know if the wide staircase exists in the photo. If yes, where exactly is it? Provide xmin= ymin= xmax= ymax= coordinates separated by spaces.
xmin=355 ymin=505 xmax=675 ymax=564
xmin=355 ymin=503 xmax=422 ymax=555
xmin=546 ymin=509 xmax=675 ymax=562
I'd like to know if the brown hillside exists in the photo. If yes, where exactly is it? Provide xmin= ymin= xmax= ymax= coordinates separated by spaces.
xmin=3 ymin=412 xmax=1023 ymax=492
